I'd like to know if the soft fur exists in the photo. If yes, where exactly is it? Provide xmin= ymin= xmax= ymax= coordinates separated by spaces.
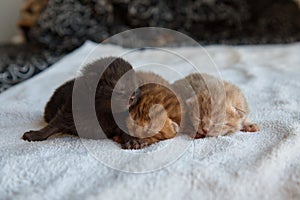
xmin=173 ymin=73 xmax=259 ymax=138
xmin=124 ymin=72 xmax=181 ymax=149
xmin=22 ymin=57 xmax=141 ymax=145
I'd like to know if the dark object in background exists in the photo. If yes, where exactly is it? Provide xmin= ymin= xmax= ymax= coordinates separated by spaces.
xmin=0 ymin=43 xmax=61 ymax=93
xmin=28 ymin=0 xmax=300 ymax=48
xmin=1 ymin=0 xmax=300 ymax=93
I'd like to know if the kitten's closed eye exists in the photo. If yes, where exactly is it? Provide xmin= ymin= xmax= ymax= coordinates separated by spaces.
xmin=234 ymin=107 xmax=246 ymax=117
xmin=225 ymin=123 xmax=234 ymax=128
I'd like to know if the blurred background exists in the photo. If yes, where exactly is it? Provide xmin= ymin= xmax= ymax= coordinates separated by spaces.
xmin=1 ymin=0 xmax=300 ymax=93
xmin=0 ymin=0 xmax=23 ymax=43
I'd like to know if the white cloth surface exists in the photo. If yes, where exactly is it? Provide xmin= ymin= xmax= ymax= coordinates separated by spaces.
xmin=0 ymin=41 xmax=300 ymax=200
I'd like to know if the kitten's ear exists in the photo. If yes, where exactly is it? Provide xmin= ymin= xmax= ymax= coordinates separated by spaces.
xmin=81 ymin=72 xmax=102 ymax=91
xmin=170 ymin=120 xmax=179 ymax=133
xmin=186 ymin=96 xmax=197 ymax=108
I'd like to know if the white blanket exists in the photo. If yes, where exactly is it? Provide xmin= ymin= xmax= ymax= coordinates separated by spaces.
xmin=0 ymin=41 xmax=299 ymax=200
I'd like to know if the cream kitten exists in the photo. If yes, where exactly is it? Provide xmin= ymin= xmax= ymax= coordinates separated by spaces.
xmin=172 ymin=73 xmax=259 ymax=138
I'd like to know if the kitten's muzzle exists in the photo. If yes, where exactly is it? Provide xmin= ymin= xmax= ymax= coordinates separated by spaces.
xmin=196 ymin=127 xmax=210 ymax=137
xmin=202 ymin=128 xmax=209 ymax=134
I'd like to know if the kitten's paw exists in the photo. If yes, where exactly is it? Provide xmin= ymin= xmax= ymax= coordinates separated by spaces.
xmin=122 ymin=138 xmax=149 ymax=150
xmin=241 ymin=124 xmax=259 ymax=132
xmin=22 ymin=130 xmax=48 ymax=142
xmin=112 ymin=135 xmax=123 ymax=144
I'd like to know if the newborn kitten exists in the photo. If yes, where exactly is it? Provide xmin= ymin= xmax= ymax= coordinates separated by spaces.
xmin=124 ymin=71 xmax=181 ymax=149
xmin=173 ymin=73 xmax=259 ymax=138
xmin=22 ymin=57 xmax=140 ymax=144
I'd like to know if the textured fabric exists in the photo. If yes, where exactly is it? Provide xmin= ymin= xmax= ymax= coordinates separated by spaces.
xmin=0 ymin=41 xmax=299 ymax=199
xmin=28 ymin=0 xmax=300 ymax=49
xmin=0 ymin=44 xmax=62 ymax=93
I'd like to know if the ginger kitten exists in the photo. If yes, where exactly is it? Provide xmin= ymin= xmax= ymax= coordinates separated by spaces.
xmin=124 ymin=71 xmax=181 ymax=149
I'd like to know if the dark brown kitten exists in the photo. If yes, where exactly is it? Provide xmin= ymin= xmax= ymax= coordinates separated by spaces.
xmin=22 ymin=57 xmax=140 ymax=144
xmin=124 ymin=72 xmax=181 ymax=149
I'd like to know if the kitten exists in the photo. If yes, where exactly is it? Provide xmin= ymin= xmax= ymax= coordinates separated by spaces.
xmin=173 ymin=73 xmax=259 ymax=138
xmin=124 ymin=71 xmax=181 ymax=149
xmin=22 ymin=57 xmax=141 ymax=144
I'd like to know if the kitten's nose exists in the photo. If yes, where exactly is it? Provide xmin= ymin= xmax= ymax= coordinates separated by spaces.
xmin=129 ymin=89 xmax=140 ymax=106
xmin=202 ymin=128 xmax=209 ymax=134
xmin=129 ymin=96 xmax=136 ymax=105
